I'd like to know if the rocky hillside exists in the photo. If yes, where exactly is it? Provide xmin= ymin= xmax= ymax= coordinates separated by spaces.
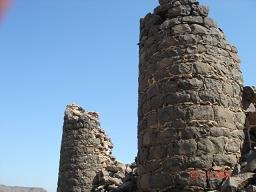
xmin=0 ymin=185 xmax=47 ymax=192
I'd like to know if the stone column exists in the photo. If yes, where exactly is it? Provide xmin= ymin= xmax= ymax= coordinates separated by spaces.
xmin=57 ymin=104 xmax=113 ymax=192
xmin=137 ymin=0 xmax=245 ymax=191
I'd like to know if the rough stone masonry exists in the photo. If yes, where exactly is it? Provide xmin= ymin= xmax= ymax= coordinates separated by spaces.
xmin=57 ymin=104 xmax=137 ymax=192
xmin=57 ymin=1 xmax=256 ymax=192
xmin=137 ymin=0 xmax=246 ymax=191
xmin=57 ymin=104 xmax=114 ymax=191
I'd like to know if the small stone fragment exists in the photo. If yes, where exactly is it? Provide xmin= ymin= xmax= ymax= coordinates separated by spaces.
xmin=172 ymin=24 xmax=191 ymax=34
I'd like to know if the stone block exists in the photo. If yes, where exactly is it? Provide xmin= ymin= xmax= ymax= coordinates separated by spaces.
xmin=174 ymin=139 xmax=197 ymax=155
xmin=149 ymin=145 xmax=167 ymax=159
xmin=225 ymin=139 xmax=241 ymax=153
xmin=158 ymin=127 xmax=180 ymax=142
xmin=223 ymin=83 xmax=234 ymax=96
xmin=180 ymin=127 xmax=208 ymax=139
xmin=213 ymin=106 xmax=235 ymax=129
xmin=179 ymin=169 xmax=207 ymax=189
xmin=178 ymin=78 xmax=204 ymax=90
xmin=160 ymin=18 xmax=181 ymax=30
xmin=197 ymin=138 xmax=215 ymax=154
xmin=190 ymin=24 xmax=209 ymax=34
xmin=138 ymin=148 xmax=149 ymax=163
xmin=159 ymin=106 xmax=188 ymax=124
xmin=157 ymin=58 xmax=172 ymax=68
xmin=209 ymin=136 xmax=225 ymax=153
xmin=182 ymin=16 xmax=203 ymax=24
xmin=149 ymin=95 xmax=164 ymax=110
xmin=162 ymin=156 xmax=184 ymax=171
xmin=154 ymin=5 xmax=173 ymax=17
xmin=142 ymin=13 xmax=162 ymax=30
xmin=187 ymin=155 xmax=213 ymax=169
xmin=198 ymin=90 xmax=222 ymax=105
xmin=208 ymin=127 xmax=228 ymax=138
xmin=168 ymin=5 xmax=191 ymax=18
xmin=140 ymin=174 xmax=150 ymax=190
xmin=165 ymin=92 xmax=191 ymax=104
xmin=160 ymin=80 xmax=178 ymax=93
xmin=188 ymin=105 xmax=214 ymax=121
xmin=213 ymin=154 xmax=237 ymax=167
xmin=191 ymin=5 xmax=209 ymax=16
xmin=172 ymin=24 xmax=191 ymax=34
xmin=146 ymin=111 xmax=158 ymax=128
xmin=193 ymin=61 xmax=212 ymax=75
xmin=171 ymin=63 xmax=193 ymax=75
xmin=158 ymin=37 xmax=179 ymax=49
xmin=234 ymin=112 xmax=246 ymax=130
xmin=178 ymin=34 xmax=198 ymax=44
xmin=204 ymin=17 xmax=216 ymax=28
xmin=142 ymin=132 xmax=151 ymax=146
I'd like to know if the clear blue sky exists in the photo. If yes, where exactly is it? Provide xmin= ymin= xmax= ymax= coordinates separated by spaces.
xmin=0 ymin=0 xmax=255 ymax=192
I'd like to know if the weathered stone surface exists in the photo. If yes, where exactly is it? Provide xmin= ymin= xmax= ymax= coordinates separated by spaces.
xmin=55 ymin=0 xmax=256 ymax=191
xmin=57 ymin=104 xmax=137 ymax=192
xmin=182 ymin=16 xmax=203 ymax=24
xmin=204 ymin=17 xmax=216 ymax=28
xmin=138 ymin=0 xmax=245 ymax=191
xmin=191 ymin=4 xmax=209 ymax=16
xmin=168 ymin=5 xmax=191 ymax=17
xmin=57 ymin=104 xmax=114 ymax=191
xmin=172 ymin=24 xmax=191 ymax=34
xmin=190 ymin=24 xmax=209 ymax=34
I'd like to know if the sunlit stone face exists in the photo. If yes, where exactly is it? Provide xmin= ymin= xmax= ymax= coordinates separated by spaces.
xmin=137 ymin=0 xmax=245 ymax=191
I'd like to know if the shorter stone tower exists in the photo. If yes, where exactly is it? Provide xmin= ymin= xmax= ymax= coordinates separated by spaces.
xmin=57 ymin=104 xmax=114 ymax=192
xmin=57 ymin=104 xmax=137 ymax=192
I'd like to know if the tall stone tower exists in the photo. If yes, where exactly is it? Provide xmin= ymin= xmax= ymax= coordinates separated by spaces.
xmin=57 ymin=104 xmax=114 ymax=192
xmin=137 ymin=0 xmax=245 ymax=191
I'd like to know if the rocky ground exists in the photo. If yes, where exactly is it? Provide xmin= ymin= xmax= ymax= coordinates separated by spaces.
xmin=0 ymin=185 xmax=47 ymax=192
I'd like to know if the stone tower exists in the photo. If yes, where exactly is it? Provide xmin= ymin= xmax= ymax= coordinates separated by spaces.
xmin=57 ymin=104 xmax=114 ymax=192
xmin=137 ymin=0 xmax=245 ymax=191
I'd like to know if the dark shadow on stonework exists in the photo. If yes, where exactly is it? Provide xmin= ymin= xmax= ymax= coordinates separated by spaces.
xmin=221 ymin=86 xmax=256 ymax=191
xmin=91 ymin=174 xmax=101 ymax=192
xmin=238 ymin=86 xmax=256 ymax=172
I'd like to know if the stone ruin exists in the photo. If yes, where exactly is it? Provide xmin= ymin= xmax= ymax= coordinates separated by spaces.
xmin=57 ymin=104 xmax=137 ymax=192
xmin=138 ymin=0 xmax=245 ymax=191
xmin=57 ymin=0 xmax=256 ymax=191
